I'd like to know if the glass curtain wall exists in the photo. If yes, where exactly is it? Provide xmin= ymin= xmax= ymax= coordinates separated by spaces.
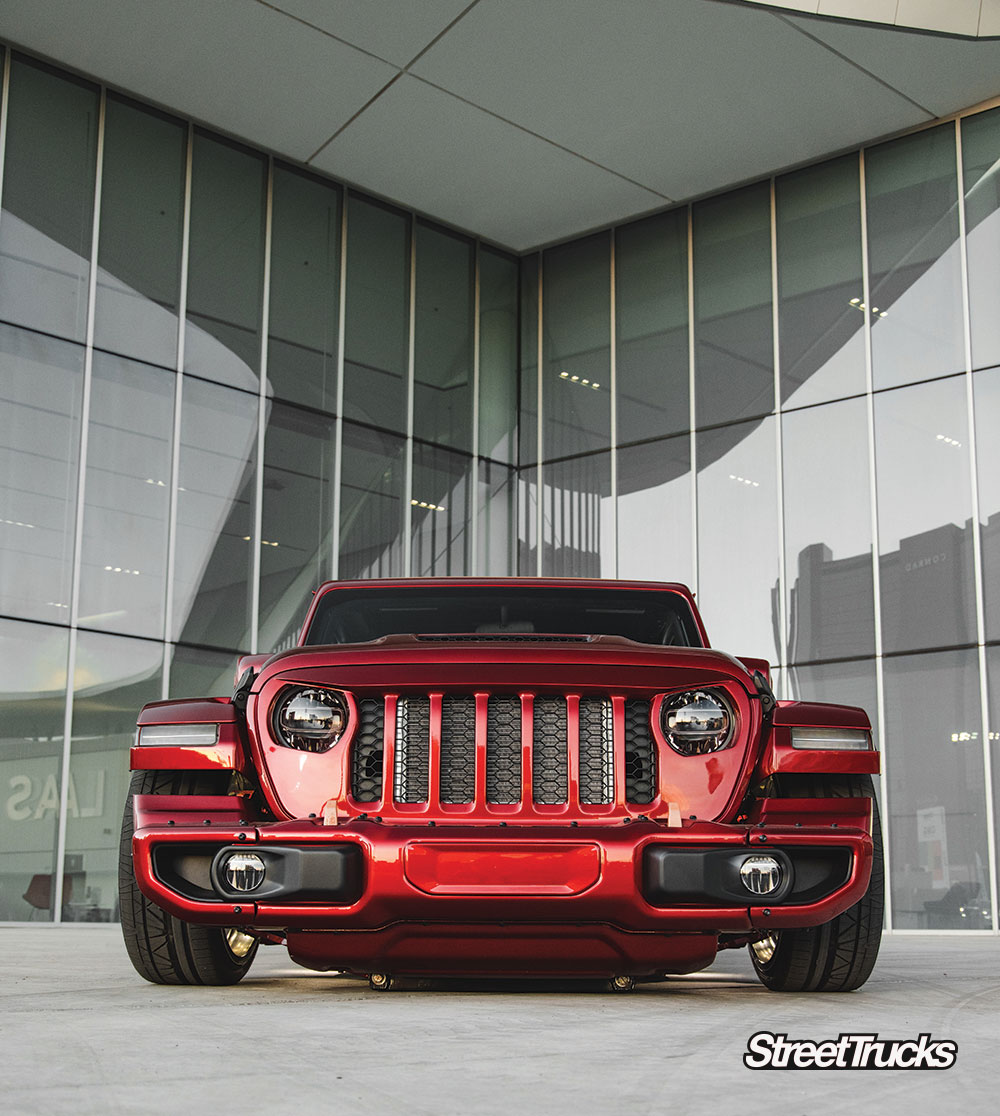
xmin=0 ymin=51 xmax=517 ymax=921
xmin=520 ymin=114 xmax=1000 ymax=933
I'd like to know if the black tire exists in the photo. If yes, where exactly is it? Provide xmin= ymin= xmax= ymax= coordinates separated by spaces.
xmin=119 ymin=769 xmax=259 ymax=985
xmin=749 ymin=773 xmax=883 ymax=992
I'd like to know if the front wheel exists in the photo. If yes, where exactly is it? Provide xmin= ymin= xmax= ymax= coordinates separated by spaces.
xmin=119 ymin=769 xmax=259 ymax=985
xmin=749 ymin=773 xmax=883 ymax=992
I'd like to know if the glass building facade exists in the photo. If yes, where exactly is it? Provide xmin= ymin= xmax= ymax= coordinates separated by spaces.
xmin=1 ymin=47 xmax=998 ymax=933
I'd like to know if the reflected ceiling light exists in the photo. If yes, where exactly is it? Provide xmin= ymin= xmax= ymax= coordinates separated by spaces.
xmin=145 ymin=478 xmax=166 ymax=487
xmin=728 ymin=474 xmax=760 ymax=488
xmin=2 ymin=518 xmax=35 ymax=528
xmin=46 ymin=601 xmax=69 ymax=609
xmin=936 ymin=434 xmax=962 ymax=448
xmin=104 ymin=565 xmax=140 ymax=575
xmin=848 ymin=298 xmax=887 ymax=318
xmin=558 ymin=371 xmax=601 ymax=390
xmin=411 ymin=499 xmax=446 ymax=511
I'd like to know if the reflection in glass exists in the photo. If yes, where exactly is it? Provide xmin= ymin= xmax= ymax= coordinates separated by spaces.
xmin=518 ymin=466 xmax=538 ymax=574
xmin=875 ymin=377 xmax=976 ymax=654
xmin=0 ymin=58 xmax=98 ymax=343
xmin=986 ymin=647 xmax=1000 ymax=917
xmin=258 ymin=403 xmax=336 ymax=653
xmin=961 ymin=107 xmax=1000 ymax=372
xmin=866 ymin=125 xmax=963 ymax=390
xmin=477 ymin=459 xmax=515 ymax=576
xmin=519 ymin=254 xmax=540 ymax=465
xmin=782 ymin=398 xmax=874 ymax=663
xmin=883 ymin=650 xmax=992 ymax=929
xmin=541 ymin=452 xmax=613 ymax=577
xmin=696 ymin=417 xmax=778 ymax=661
xmin=95 ymin=95 xmax=186 ymax=369
xmin=169 ymin=643 xmax=236 ymax=700
xmin=786 ymin=659 xmax=879 ymax=751
xmin=267 ymin=164 xmax=341 ymax=412
xmin=173 ymin=378 xmax=258 ymax=650
xmin=411 ymin=444 xmax=473 ymax=576
xmin=973 ymin=367 xmax=1000 ymax=640
xmin=617 ymin=435 xmax=691 ymax=585
xmin=184 ymin=131 xmax=266 ymax=390
xmin=615 ymin=210 xmax=688 ymax=441
xmin=343 ymin=196 xmax=410 ymax=433
xmin=339 ymin=421 xmax=405 ymax=580
xmin=542 ymin=234 xmax=611 ymax=460
xmin=693 ymin=183 xmax=773 ymax=428
xmin=0 ymin=325 xmax=84 ymax=623
xmin=77 ymin=353 xmax=174 ymax=639
xmin=478 ymin=248 xmax=518 ymax=464
xmin=414 ymin=223 xmax=474 ymax=452
xmin=64 ymin=631 xmax=161 ymax=923
xmin=0 ymin=619 xmax=68 ymax=921
xmin=776 ymin=156 xmax=865 ymax=408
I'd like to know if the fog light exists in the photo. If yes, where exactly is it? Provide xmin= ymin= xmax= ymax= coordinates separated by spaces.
xmin=739 ymin=855 xmax=783 ymax=896
xmin=223 ymin=852 xmax=266 ymax=892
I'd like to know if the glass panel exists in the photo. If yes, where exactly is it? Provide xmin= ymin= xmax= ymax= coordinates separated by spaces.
xmin=172 ymin=378 xmax=257 ymax=650
xmin=64 ymin=631 xmax=162 ymax=923
xmin=960 ymin=107 xmax=1000 ymax=372
xmin=875 ymin=377 xmax=976 ymax=654
xmin=696 ymin=417 xmax=778 ymax=661
xmin=693 ymin=183 xmax=773 ymax=428
xmin=987 ymin=646 xmax=1000 ymax=923
xmin=884 ymin=649 xmax=992 ymax=930
xmin=541 ymin=452 xmax=613 ymax=577
xmin=477 ymin=458 xmax=515 ymax=576
xmin=258 ymin=402 xmax=336 ymax=654
xmin=0 ymin=58 xmax=98 ymax=342
xmin=519 ymin=254 xmax=539 ymax=466
xmin=267 ymin=163 xmax=341 ymax=412
xmin=478 ymin=247 xmax=518 ymax=464
xmin=414 ymin=222 xmax=474 ymax=452
xmin=168 ymin=643 xmax=236 ymax=700
xmin=786 ymin=659 xmax=879 ymax=750
xmin=617 ymin=435 xmax=692 ymax=585
xmin=518 ymin=465 xmax=538 ymax=574
xmin=782 ymin=398 xmax=875 ymax=663
xmin=866 ymin=125 xmax=963 ymax=390
xmin=776 ymin=155 xmax=866 ymax=408
xmin=184 ymin=131 xmax=266 ymax=390
xmin=0 ymin=325 xmax=83 ymax=623
xmin=339 ymin=421 xmax=405 ymax=580
xmin=615 ymin=210 xmax=688 ymax=441
xmin=410 ymin=444 xmax=473 ymax=576
xmin=0 ymin=619 xmax=68 ymax=921
xmin=77 ymin=353 xmax=174 ymax=639
xmin=95 ymin=95 xmax=186 ymax=369
xmin=542 ymin=233 xmax=611 ymax=459
xmin=343 ymin=195 xmax=410 ymax=434
xmin=974 ymin=366 xmax=1000 ymax=640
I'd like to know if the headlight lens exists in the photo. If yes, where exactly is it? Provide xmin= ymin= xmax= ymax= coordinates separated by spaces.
xmin=273 ymin=688 xmax=349 ymax=753
xmin=661 ymin=690 xmax=734 ymax=755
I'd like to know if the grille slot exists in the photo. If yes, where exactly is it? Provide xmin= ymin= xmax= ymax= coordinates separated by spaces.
xmin=624 ymin=699 xmax=657 ymax=804
xmin=486 ymin=696 xmax=521 ymax=804
xmin=579 ymin=697 xmax=614 ymax=804
xmin=350 ymin=698 xmax=384 ymax=802
xmin=532 ymin=697 xmax=568 ymax=804
xmin=440 ymin=695 xmax=476 ymax=803
xmin=394 ymin=697 xmax=429 ymax=803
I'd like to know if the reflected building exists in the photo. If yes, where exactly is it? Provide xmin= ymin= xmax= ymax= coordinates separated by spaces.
xmin=2 ymin=22 xmax=1000 ymax=934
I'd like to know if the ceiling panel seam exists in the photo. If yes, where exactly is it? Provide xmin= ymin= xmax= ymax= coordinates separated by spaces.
xmin=774 ymin=11 xmax=938 ymax=117
xmin=253 ymin=0 xmax=400 ymax=66
xmin=306 ymin=0 xmax=486 ymax=164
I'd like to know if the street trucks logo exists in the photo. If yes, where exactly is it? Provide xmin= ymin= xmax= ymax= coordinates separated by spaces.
xmin=745 ymin=1032 xmax=957 ymax=1070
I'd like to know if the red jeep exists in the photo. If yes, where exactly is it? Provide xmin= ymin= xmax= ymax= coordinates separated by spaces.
xmin=120 ymin=578 xmax=882 ymax=991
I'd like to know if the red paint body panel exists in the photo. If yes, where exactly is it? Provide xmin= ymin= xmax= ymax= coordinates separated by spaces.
xmin=128 ymin=578 xmax=882 ymax=978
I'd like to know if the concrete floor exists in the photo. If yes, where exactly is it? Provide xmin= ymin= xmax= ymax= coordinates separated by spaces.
xmin=1 ymin=928 xmax=997 ymax=1116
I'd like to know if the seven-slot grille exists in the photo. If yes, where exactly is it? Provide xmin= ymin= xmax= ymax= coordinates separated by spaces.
xmin=350 ymin=694 xmax=656 ymax=810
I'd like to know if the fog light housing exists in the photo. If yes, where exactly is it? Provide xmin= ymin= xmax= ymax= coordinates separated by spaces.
xmin=222 ymin=852 xmax=266 ymax=892
xmin=740 ymin=855 xmax=783 ymax=896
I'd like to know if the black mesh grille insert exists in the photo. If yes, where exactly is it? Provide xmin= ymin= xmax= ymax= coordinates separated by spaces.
xmin=394 ymin=697 xmax=429 ymax=803
xmin=486 ymin=695 xmax=521 ymax=804
xmin=624 ymin=699 xmax=656 ymax=803
xmin=532 ymin=697 xmax=568 ymax=804
xmin=350 ymin=698 xmax=384 ymax=802
xmin=579 ymin=697 xmax=614 ymax=804
xmin=440 ymin=695 xmax=476 ymax=803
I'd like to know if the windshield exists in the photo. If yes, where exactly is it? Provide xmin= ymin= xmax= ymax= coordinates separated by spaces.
xmin=305 ymin=586 xmax=702 ymax=647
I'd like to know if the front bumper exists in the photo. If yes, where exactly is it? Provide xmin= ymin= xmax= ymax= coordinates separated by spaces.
xmin=131 ymin=795 xmax=874 ymax=940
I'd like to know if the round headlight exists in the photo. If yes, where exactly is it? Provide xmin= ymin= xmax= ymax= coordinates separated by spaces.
xmin=273 ymin=688 xmax=348 ymax=753
xmin=661 ymin=690 xmax=734 ymax=755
